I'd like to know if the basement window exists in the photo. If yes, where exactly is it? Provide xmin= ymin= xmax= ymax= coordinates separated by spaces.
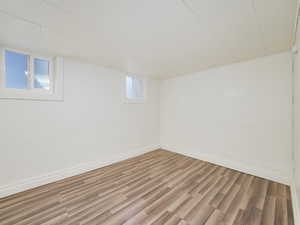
xmin=0 ymin=48 xmax=64 ymax=101
xmin=125 ymin=75 xmax=146 ymax=103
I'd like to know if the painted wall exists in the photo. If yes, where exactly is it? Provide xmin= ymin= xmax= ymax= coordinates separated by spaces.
xmin=0 ymin=59 xmax=160 ymax=195
xmin=293 ymin=10 xmax=300 ymax=217
xmin=0 ymin=51 xmax=294 ymax=198
xmin=160 ymin=52 xmax=293 ymax=184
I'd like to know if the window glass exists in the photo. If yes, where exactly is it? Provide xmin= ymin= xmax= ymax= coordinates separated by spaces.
xmin=34 ymin=58 xmax=50 ymax=90
xmin=126 ymin=76 xmax=144 ymax=99
xmin=5 ymin=50 xmax=29 ymax=89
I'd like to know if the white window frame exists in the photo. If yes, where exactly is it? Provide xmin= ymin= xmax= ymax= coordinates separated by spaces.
xmin=0 ymin=47 xmax=64 ymax=101
xmin=123 ymin=75 xmax=147 ymax=104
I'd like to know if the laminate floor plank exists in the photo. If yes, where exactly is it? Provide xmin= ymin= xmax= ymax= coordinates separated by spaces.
xmin=0 ymin=149 xmax=294 ymax=225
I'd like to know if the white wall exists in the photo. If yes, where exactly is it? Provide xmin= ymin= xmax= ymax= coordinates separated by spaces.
xmin=293 ymin=8 xmax=300 ymax=220
xmin=0 ymin=59 xmax=160 ymax=196
xmin=160 ymin=52 xmax=293 ymax=184
xmin=0 ymin=51 xmax=294 ymax=198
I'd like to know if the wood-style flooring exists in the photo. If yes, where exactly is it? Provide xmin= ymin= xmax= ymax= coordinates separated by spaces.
xmin=0 ymin=149 xmax=295 ymax=225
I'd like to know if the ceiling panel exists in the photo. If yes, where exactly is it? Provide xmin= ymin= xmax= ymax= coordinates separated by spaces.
xmin=0 ymin=11 xmax=43 ymax=51
xmin=0 ymin=0 xmax=84 ymax=36
xmin=0 ymin=0 xmax=297 ymax=78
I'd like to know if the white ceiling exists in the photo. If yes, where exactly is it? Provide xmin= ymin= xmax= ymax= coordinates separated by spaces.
xmin=0 ymin=0 xmax=297 ymax=78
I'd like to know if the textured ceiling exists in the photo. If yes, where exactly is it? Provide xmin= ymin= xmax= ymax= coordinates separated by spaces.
xmin=0 ymin=0 xmax=297 ymax=78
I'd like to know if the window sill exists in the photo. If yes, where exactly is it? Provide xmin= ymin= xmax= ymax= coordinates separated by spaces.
xmin=123 ymin=98 xmax=147 ymax=104
xmin=0 ymin=90 xmax=63 ymax=101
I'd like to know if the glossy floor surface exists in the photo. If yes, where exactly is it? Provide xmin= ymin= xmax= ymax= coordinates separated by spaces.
xmin=0 ymin=149 xmax=294 ymax=225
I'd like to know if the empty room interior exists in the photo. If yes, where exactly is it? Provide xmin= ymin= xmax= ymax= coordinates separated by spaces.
xmin=2 ymin=0 xmax=300 ymax=225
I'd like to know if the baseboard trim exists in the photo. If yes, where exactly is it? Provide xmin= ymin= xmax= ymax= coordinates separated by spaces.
xmin=161 ymin=146 xmax=292 ymax=185
xmin=0 ymin=144 xmax=160 ymax=198
xmin=291 ymin=181 xmax=300 ymax=225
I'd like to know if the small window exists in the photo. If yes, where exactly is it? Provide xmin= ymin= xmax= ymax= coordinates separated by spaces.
xmin=4 ymin=50 xmax=51 ymax=91
xmin=125 ymin=75 xmax=146 ymax=103
xmin=0 ymin=48 xmax=63 ymax=101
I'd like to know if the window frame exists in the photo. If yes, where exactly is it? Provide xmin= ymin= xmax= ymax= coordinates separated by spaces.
xmin=123 ymin=75 xmax=147 ymax=104
xmin=0 ymin=47 xmax=64 ymax=101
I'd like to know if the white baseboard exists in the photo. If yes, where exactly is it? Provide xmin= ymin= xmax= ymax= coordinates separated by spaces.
xmin=161 ymin=146 xmax=292 ymax=185
xmin=291 ymin=181 xmax=300 ymax=225
xmin=0 ymin=144 xmax=160 ymax=198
